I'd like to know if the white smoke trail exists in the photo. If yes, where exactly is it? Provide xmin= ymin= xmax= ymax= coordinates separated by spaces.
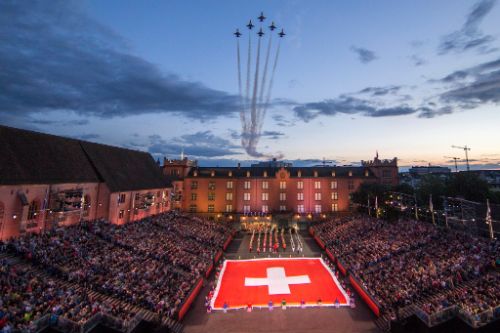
xmin=236 ymin=38 xmax=246 ymax=142
xmin=259 ymin=39 xmax=281 ymax=134
xmin=247 ymin=35 xmax=262 ymax=155
xmin=258 ymin=34 xmax=273 ymax=124
xmin=243 ymin=35 xmax=252 ymax=147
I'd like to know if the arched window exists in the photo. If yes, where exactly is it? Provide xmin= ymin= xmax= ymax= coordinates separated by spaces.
xmin=28 ymin=201 xmax=38 ymax=220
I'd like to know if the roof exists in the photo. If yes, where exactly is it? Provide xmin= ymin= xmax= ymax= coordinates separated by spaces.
xmin=0 ymin=125 xmax=100 ymax=185
xmin=186 ymin=166 xmax=376 ymax=178
xmin=0 ymin=125 xmax=169 ymax=191
xmin=81 ymin=141 xmax=170 ymax=192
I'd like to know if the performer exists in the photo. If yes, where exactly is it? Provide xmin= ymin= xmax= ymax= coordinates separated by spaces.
xmin=268 ymin=300 xmax=273 ymax=311
xmin=247 ymin=303 xmax=252 ymax=312
xmin=281 ymin=299 xmax=287 ymax=310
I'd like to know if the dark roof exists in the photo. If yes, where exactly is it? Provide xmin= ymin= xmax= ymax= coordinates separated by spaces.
xmin=0 ymin=125 xmax=99 ymax=185
xmin=0 ymin=125 xmax=169 ymax=191
xmin=186 ymin=166 xmax=376 ymax=178
xmin=81 ymin=141 xmax=169 ymax=192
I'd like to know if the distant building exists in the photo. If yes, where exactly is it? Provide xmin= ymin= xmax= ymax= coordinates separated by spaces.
xmin=0 ymin=125 xmax=171 ymax=240
xmin=163 ymin=154 xmax=398 ymax=218
xmin=409 ymin=166 xmax=452 ymax=175
xmin=400 ymin=165 xmax=452 ymax=188
xmin=468 ymin=170 xmax=500 ymax=191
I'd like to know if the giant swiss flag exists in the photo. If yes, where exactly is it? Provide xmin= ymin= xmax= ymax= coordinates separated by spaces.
xmin=211 ymin=258 xmax=349 ymax=309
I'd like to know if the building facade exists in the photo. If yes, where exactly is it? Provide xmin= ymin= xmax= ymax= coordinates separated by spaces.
xmin=0 ymin=126 xmax=171 ymax=240
xmin=163 ymin=155 xmax=398 ymax=219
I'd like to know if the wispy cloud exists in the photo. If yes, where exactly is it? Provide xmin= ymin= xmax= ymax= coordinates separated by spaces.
xmin=438 ymin=0 xmax=498 ymax=54
xmin=350 ymin=46 xmax=377 ymax=63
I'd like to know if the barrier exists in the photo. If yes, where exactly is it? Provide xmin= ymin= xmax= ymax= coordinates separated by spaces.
xmin=214 ymin=250 xmax=223 ymax=264
xmin=326 ymin=248 xmax=335 ymax=262
xmin=309 ymin=227 xmax=315 ymax=236
xmin=336 ymin=259 xmax=347 ymax=276
xmin=349 ymin=274 xmax=380 ymax=317
xmin=223 ymin=234 xmax=233 ymax=251
xmin=313 ymin=235 xmax=325 ymax=249
xmin=178 ymin=277 xmax=203 ymax=321
xmin=206 ymin=263 xmax=214 ymax=278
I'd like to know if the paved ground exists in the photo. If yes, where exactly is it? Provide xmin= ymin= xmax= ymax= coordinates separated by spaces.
xmin=182 ymin=231 xmax=380 ymax=333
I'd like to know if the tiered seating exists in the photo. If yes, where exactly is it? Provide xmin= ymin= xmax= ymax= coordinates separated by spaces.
xmin=313 ymin=216 xmax=499 ymax=328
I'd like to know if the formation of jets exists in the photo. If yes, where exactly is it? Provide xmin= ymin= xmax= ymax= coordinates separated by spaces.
xmin=234 ymin=12 xmax=285 ymax=38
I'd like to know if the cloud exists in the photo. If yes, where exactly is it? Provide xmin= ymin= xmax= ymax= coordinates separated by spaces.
xmin=0 ymin=0 xmax=239 ymax=121
xmin=358 ymin=86 xmax=402 ymax=96
xmin=350 ymin=46 xmax=377 ymax=63
xmin=410 ymin=55 xmax=427 ymax=67
xmin=147 ymin=131 xmax=242 ymax=159
xmin=72 ymin=133 xmax=100 ymax=141
xmin=438 ymin=0 xmax=498 ymax=54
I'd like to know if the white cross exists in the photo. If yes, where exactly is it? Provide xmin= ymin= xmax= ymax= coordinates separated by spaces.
xmin=244 ymin=267 xmax=311 ymax=295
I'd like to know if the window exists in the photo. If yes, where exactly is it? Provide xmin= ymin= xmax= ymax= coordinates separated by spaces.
xmin=211 ymin=170 xmax=215 ymax=177
xmin=208 ymin=204 xmax=215 ymax=213
xmin=191 ymin=193 xmax=197 ymax=201
xmin=118 ymin=193 xmax=126 ymax=204
xmin=382 ymin=170 xmax=392 ymax=178
xmin=246 ymin=171 xmax=251 ymax=177
xmin=297 ymin=193 xmax=304 ymax=201
xmin=348 ymin=171 xmax=353 ymax=177
xmin=227 ymin=181 xmax=233 ymax=189
xmin=280 ymin=193 xmax=286 ymax=201
xmin=208 ymin=181 xmax=216 ymax=190
xmin=297 ymin=181 xmax=304 ymax=189
xmin=226 ymin=192 xmax=233 ymax=201
xmin=244 ymin=193 xmax=251 ymax=201
xmin=28 ymin=201 xmax=38 ymax=220
xmin=243 ymin=205 xmax=251 ymax=213
xmin=297 ymin=170 xmax=302 ymax=177
xmin=314 ymin=171 xmax=318 ymax=177
xmin=314 ymin=181 xmax=321 ymax=189
xmin=331 ymin=203 xmax=338 ymax=212
xmin=365 ymin=170 xmax=369 ymax=177
xmin=262 ymin=181 xmax=269 ymax=189
xmin=193 ymin=171 xmax=198 ymax=177
xmin=348 ymin=180 xmax=354 ymax=190
xmin=119 ymin=209 xmax=125 ymax=219
xmin=263 ymin=171 xmax=268 ymax=177
xmin=315 ymin=193 xmax=322 ymax=201
xmin=228 ymin=171 xmax=233 ymax=177
xmin=331 ymin=192 xmax=338 ymax=200
xmin=315 ymin=205 xmax=322 ymax=213
xmin=297 ymin=205 xmax=305 ymax=213
xmin=262 ymin=193 xmax=269 ymax=201
xmin=331 ymin=171 xmax=336 ymax=177
xmin=331 ymin=181 xmax=338 ymax=189
xmin=189 ymin=204 xmax=197 ymax=213
xmin=280 ymin=205 xmax=286 ymax=211
xmin=262 ymin=205 xmax=269 ymax=213
xmin=280 ymin=181 xmax=286 ymax=189
xmin=225 ymin=204 xmax=233 ymax=212
xmin=244 ymin=181 xmax=251 ymax=189
xmin=191 ymin=181 xmax=198 ymax=190
xmin=208 ymin=192 xmax=216 ymax=201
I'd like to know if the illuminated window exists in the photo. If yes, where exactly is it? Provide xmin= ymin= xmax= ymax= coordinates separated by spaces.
xmin=191 ymin=181 xmax=198 ymax=189
xmin=189 ymin=204 xmax=197 ymax=213
xmin=191 ymin=193 xmax=197 ymax=201
xmin=280 ymin=205 xmax=286 ymax=211
xmin=297 ymin=170 xmax=302 ymax=177
xmin=244 ymin=193 xmax=251 ymax=201
xmin=297 ymin=193 xmax=304 ymax=201
xmin=331 ymin=171 xmax=336 ymax=177
xmin=208 ymin=204 xmax=215 ymax=213
xmin=208 ymin=181 xmax=216 ymax=190
xmin=331 ymin=192 xmax=338 ymax=200
xmin=208 ymin=192 xmax=216 ymax=201
xmin=226 ymin=192 xmax=233 ymax=201
xmin=246 ymin=171 xmax=251 ymax=177
xmin=119 ymin=210 xmax=125 ymax=219
xmin=228 ymin=171 xmax=233 ymax=177
xmin=211 ymin=170 xmax=215 ymax=177
xmin=314 ymin=171 xmax=318 ymax=177
xmin=262 ymin=181 xmax=269 ymax=189
xmin=28 ymin=201 xmax=38 ymax=220
xmin=330 ymin=181 xmax=338 ymax=189
xmin=263 ymin=171 xmax=268 ymax=177
xmin=262 ymin=205 xmax=269 ymax=213
xmin=331 ymin=203 xmax=338 ymax=212
xmin=225 ymin=204 xmax=233 ymax=212
xmin=348 ymin=171 xmax=353 ymax=177
xmin=365 ymin=170 xmax=369 ymax=177
xmin=315 ymin=193 xmax=322 ymax=201
xmin=118 ymin=193 xmax=126 ymax=203
xmin=297 ymin=181 xmax=304 ymax=189
xmin=244 ymin=181 xmax=251 ymax=189
xmin=314 ymin=181 xmax=321 ymax=189
xmin=227 ymin=181 xmax=233 ymax=189
xmin=243 ymin=205 xmax=251 ymax=213
xmin=262 ymin=193 xmax=269 ymax=201
xmin=315 ymin=205 xmax=322 ymax=213
xmin=280 ymin=181 xmax=286 ymax=189
xmin=297 ymin=205 xmax=305 ymax=213
xmin=280 ymin=193 xmax=286 ymax=201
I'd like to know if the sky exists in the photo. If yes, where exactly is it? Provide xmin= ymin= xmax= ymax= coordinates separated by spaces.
xmin=1 ymin=0 xmax=500 ymax=170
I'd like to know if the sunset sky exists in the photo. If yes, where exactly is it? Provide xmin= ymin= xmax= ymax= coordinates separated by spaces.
xmin=1 ymin=0 xmax=499 ymax=170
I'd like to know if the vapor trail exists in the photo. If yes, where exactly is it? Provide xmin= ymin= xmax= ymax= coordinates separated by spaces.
xmin=258 ymin=34 xmax=273 ymax=124
xmin=249 ymin=36 xmax=262 ymax=150
xmin=260 ymin=39 xmax=281 ymax=133
xmin=236 ymin=38 xmax=246 ymax=139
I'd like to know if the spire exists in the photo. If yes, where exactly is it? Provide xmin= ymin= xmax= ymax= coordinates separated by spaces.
xmin=180 ymin=148 xmax=184 ymax=160
xmin=376 ymin=150 xmax=379 ymax=159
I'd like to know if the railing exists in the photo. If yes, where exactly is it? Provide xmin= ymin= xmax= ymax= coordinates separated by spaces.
xmin=55 ymin=316 xmax=81 ymax=333
xmin=33 ymin=313 xmax=51 ymax=332
xmin=81 ymin=313 xmax=102 ymax=333
xmin=415 ymin=306 xmax=458 ymax=327
xmin=457 ymin=305 xmax=500 ymax=329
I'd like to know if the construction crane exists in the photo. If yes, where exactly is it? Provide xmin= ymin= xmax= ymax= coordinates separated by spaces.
xmin=451 ymin=145 xmax=471 ymax=171
xmin=444 ymin=156 xmax=460 ymax=172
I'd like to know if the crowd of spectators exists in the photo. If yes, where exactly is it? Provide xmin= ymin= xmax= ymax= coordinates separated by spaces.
xmin=313 ymin=216 xmax=499 ymax=325
xmin=1 ymin=211 xmax=232 ymax=331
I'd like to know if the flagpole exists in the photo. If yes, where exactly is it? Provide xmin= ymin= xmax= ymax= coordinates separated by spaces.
xmin=429 ymin=194 xmax=436 ymax=226
xmin=367 ymin=195 xmax=371 ymax=216
xmin=486 ymin=199 xmax=494 ymax=239
xmin=375 ymin=196 xmax=379 ymax=218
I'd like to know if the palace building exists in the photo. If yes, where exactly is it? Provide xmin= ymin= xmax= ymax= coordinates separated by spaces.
xmin=163 ymin=155 xmax=398 ymax=219
xmin=0 ymin=125 xmax=171 ymax=240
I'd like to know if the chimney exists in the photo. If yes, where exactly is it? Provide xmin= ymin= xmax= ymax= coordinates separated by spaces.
xmin=237 ymin=162 xmax=241 ymax=169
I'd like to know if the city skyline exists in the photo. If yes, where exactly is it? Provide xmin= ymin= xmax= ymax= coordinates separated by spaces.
xmin=1 ymin=0 xmax=499 ymax=170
